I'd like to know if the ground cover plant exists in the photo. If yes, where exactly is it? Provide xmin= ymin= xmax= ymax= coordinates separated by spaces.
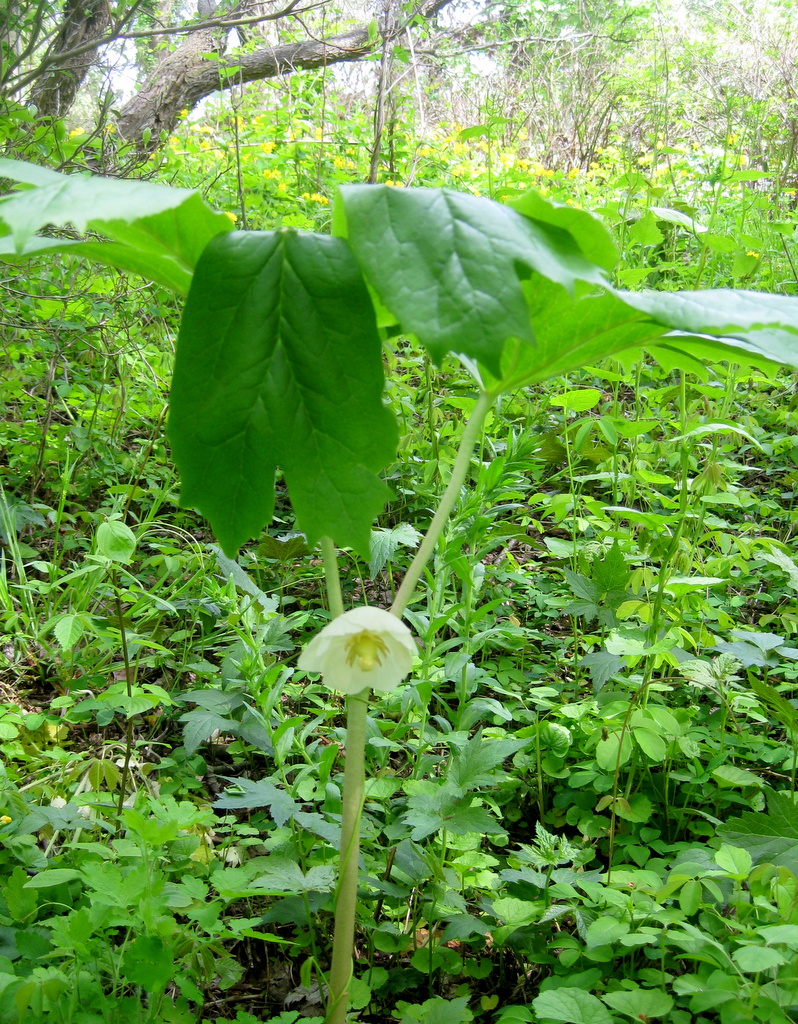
xmin=4 ymin=2 xmax=798 ymax=1022
xmin=2 ymin=148 xmax=798 ymax=1024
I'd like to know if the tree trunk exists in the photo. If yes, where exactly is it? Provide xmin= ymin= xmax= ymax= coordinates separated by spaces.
xmin=29 ymin=0 xmax=112 ymax=119
xmin=116 ymin=0 xmax=452 ymax=162
xmin=115 ymin=26 xmax=373 ymax=160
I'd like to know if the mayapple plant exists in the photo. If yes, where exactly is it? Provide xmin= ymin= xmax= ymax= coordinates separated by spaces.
xmin=3 ymin=157 xmax=798 ymax=1021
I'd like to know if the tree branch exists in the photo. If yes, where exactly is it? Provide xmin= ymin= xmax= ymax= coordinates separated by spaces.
xmin=114 ymin=0 xmax=453 ymax=162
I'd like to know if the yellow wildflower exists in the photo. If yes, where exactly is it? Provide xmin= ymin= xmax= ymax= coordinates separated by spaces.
xmin=746 ymin=250 xmax=760 ymax=258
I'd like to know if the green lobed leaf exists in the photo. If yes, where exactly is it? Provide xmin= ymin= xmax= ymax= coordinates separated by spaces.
xmin=448 ymin=733 xmax=528 ymax=793
xmin=618 ymin=288 xmax=798 ymax=368
xmin=213 ymin=778 xmax=299 ymax=825
xmin=120 ymin=935 xmax=174 ymax=991
xmin=0 ymin=158 xmax=231 ymax=294
xmin=168 ymin=230 xmax=398 ymax=557
xmin=506 ymin=189 xmax=619 ymax=271
xmin=717 ymin=791 xmax=798 ymax=869
xmin=490 ymin=278 xmax=670 ymax=388
xmin=336 ymin=185 xmax=608 ymax=374
xmin=369 ymin=522 xmax=422 ymax=577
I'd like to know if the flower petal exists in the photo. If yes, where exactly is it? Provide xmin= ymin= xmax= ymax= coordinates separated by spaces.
xmin=298 ymin=606 xmax=416 ymax=694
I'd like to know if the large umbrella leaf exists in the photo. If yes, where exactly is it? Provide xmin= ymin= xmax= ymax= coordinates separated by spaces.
xmin=620 ymin=288 xmax=798 ymax=368
xmin=0 ymin=158 xmax=230 ymax=293
xmin=336 ymin=185 xmax=608 ymax=374
xmin=507 ymin=189 xmax=618 ymax=272
xmin=482 ymin=277 xmax=668 ymax=389
xmin=168 ymin=230 xmax=398 ymax=557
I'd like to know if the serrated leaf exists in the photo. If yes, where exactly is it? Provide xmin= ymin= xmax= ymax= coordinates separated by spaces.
xmin=563 ymin=570 xmax=599 ymax=602
xmin=404 ymin=793 xmax=505 ymax=841
xmin=579 ymin=650 xmax=624 ymax=692
xmin=179 ymin=709 xmax=236 ymax=754
xmin=448 ymin=733 xmax=528 ymax=793
xmin=121 ymin=935 xmax=174 ymax=991
xmin=717 ymin=791 xmax=798 ymax=869
xmin=258 ymin=533 xmax=309 ymax=561
xmin=337 ymin=185 xmax=608 ymax=374
xmin=749 ymin=677 xmax=798 ymax=734
xmin=51 ymin=614 xmax=85 ymax=651
xmin=0 ymin=158 xmax=230 ymax=294
xmin=214 ymin=778 xmax=299 ymax=826
xmin=168 ymin=230 xmax=398 ymax=557
xmin=249 ymin=858 xmax=335 ymax=894
xmin=369 ymin=522 xmax=422 ymax=577
xmin=592 ymin=542 xmax=630 ymax=594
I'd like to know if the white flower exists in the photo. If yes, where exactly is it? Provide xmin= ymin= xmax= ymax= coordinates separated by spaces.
xmin=298 ymin=606 xmax=416 ymax=695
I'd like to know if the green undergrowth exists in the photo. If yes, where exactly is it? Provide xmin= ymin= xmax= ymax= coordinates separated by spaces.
xmin=3 ymin=58 xmax=798 ymax=1023
xmin=3 ymin=299 xmax=798 ymax=1023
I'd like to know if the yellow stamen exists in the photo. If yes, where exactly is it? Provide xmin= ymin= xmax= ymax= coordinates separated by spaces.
xmin=345 ymin=630 xmax=389 ymax=672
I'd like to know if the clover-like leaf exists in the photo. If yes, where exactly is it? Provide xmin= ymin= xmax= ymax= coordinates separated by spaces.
xmin=168 ymin=230 xmax=398 ymax=557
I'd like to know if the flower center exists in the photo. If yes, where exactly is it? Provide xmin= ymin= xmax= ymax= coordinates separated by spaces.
xmin=345 ymin=630 xmax=389 ymax=672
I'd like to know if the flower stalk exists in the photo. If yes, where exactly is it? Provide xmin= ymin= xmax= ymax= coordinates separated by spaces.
xmin=312 ymin=387 xmax=497 ymax=1023
xmin=325 ymin=689 xmax=368 ymax=1024
xmin=391 ymin=388 xmax=495 ymax=617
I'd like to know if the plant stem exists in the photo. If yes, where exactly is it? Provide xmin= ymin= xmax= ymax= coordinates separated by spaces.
xmin=114 ymin=569 xmax=135 ymax=819
xmin=323 ymin=388 xmax=495 ymax=1021
xmin=326 ymin=689 xmax=369 ymax=1024
xmin=391 ymin=389 xmax=495 ymax=619
xmin=321 ymin=536 xmax=345 ymax=618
